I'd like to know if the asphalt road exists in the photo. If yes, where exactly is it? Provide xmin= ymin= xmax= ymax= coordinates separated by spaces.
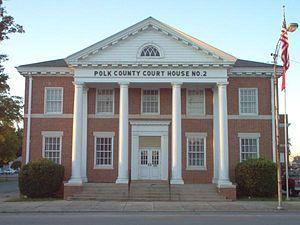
xmin=0 ymin=212 xmax=299 ymax=225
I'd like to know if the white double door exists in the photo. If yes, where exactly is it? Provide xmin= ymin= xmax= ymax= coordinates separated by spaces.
xmin=139 ymin=148 xmax=161 ymax=180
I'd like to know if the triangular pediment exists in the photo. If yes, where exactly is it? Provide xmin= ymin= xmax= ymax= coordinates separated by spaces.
xmin=66 ymin=17 xmax=236 ymax=66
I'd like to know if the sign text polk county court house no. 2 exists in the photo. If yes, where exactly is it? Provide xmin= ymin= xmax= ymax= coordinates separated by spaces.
xmin=93 ymin=69 xmax=208 ymax=78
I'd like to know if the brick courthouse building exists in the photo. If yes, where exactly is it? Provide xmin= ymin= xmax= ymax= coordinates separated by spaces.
xmin=17 ymin=17 xmax=280 ymax=200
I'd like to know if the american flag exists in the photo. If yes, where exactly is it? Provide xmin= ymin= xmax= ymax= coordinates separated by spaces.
xmin=280 ymin=17 xmax=290 ymax=91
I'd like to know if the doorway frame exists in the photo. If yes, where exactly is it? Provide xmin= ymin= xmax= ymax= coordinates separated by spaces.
xmin=130 ymin=120 xmax=170 ymax=181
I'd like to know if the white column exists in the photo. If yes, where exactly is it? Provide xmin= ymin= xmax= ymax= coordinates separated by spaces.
xmin=25 ymin=75 xmax=33 ymax=164
xmin=68 ymin=81 xmax=83 ymax=184
xmin=212 ymin=87 xmax=219 ymax=184
xmin=81 ymin=87 xmax=88 ymax=182
xmin=217 ymin=83 xmax=232 ymax=187
xmin=170 ymin=82 xmax=184 ymax=184
xmin=116 ymin=82 xmax=129 ymax=184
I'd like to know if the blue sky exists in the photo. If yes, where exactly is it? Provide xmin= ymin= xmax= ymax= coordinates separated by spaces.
xmin=2 ymin=0 xmax=300 ymax=156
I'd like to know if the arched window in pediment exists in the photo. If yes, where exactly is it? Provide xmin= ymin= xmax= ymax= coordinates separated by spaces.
xmin=140 ymin=45 xmax=161 ymax=57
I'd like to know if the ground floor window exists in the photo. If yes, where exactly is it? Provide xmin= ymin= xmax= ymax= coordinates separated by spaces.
xmin=185 ymin=132 xmax=207 ymax=170
xmin=42 ymin=131 xmax=63 ymax=164
xmin=238 ymin=133 xmax=260 ymax=161
xmin=94 ymin=132 xmax=114 ymax=169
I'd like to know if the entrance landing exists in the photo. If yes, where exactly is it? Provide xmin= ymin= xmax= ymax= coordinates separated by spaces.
xmin=68 ymin=182 xmax=228 ymax=201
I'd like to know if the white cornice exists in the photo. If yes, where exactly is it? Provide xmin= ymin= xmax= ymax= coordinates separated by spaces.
xmin=228 ymin=67 xmax=281 ymax=77
xmin=71 ymin=63 xmax=232 ymax=69
xmin=16 ymin=67 xmax=74 ymax=77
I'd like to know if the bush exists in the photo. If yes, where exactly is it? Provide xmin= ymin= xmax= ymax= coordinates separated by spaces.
xmin=19 ymin=159 xmax=64 ymax=198
xmin=235 ymin=158 xmax=277 ymax=198
xmin=11 ymin=161 xmax=21 ymax=170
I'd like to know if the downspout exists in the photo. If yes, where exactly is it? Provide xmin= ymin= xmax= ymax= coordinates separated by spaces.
xmin=25 ymin=75 xmax=33 ymax=164
xmin=271 ymin=76 xmax=276 ymax=162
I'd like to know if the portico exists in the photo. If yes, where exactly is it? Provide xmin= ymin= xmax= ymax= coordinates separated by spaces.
xmin=67 ymin=76 xmax=233 ymax=188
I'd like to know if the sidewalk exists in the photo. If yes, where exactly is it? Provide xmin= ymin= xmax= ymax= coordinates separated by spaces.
xmin=1 ymin=200 xmax=300 ymax=213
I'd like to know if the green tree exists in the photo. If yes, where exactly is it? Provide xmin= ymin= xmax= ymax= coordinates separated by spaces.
xmin=0 ymin=0 xmax=24 ymax=164
xmin=0 ymin=125 xmax=19 ymax=164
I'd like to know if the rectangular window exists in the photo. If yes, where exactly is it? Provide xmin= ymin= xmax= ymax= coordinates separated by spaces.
xmin=42 ymin=131 xmax=63 ymax=164
xmin=44 ymin=87 xmax=63 ymax=114
xmin=186 ymin=133 xmax=207 ymax=170
xmin=186 ymin=89 xmax=205 ymax=116
xmin=239 ymin=133 xmax=260 ymax=161
xmin=141 ymin=89 xmax=159 ymax=114
xmin=239 ymin=88 xmax=258 ymax=115
xmin=96 ymin=89 xmax=114 ymax=115
xmin=94 ymin=132 xmax=114 ymax=168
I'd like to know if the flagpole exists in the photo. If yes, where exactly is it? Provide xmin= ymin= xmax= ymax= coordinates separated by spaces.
xmin=274 ymin=4 xmax=298 ymax=207
xmin=272 ymin=45 xmax=283 ymax=209
xmin=284 ymin=87 xmax=290 ymax=200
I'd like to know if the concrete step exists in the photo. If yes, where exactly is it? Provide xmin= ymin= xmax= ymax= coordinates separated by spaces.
xmin=69 ymin=182 xmax=227 ymax=202
xmin=69 ymin=197 xmax=128 ymax=201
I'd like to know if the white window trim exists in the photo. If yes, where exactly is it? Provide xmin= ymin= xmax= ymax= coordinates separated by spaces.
xmin=238 ymin=88 xmax=258 ymax=116
xmin=95 ymin=88 xmax=115 ymax=116
xmin=238 ymin=133 xmax=260 ymax=162
xmin=44 ymin=87 xmax=64 ymax=115
xmin=186 ymin=88 xmax=206 ymax=117
xmin=93 ymin=132 xmax=115 ymax=169
xmin=141 ymin=88 xmax=160 ymax=115
xmin=185 ymin=132 xmax=207 ymax=170
xmin=137 ymin=43 xmax=164 ymax=59
xmin=41 ymin=131 xmax=63 ymax=164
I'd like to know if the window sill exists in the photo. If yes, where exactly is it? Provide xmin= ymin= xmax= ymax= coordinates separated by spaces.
xmin=141 ymin=113 xmax=160 ymax=116
xmin=238 ymin=113 xmax=258 ymax=116
xmin=95 ymin=113 xmax=114 ymax=116
xmin=94 ymin=166 xmax=114 ymax=170
xmin=184 ymin=114 xmax=206 ymax=119
xmin=186 ymin=166 xmax=207 ymax=171
xmin=44 ymin=112 xmax=63 ymax=115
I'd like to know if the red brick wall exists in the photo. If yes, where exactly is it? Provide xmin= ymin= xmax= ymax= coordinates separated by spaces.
xmin=87 ymin=118 xmax=119 ymax=182
xmin=182 ymin=119 xmax=214 ymax=183
xmin=227 ymin=76 xmax=273 ymax=181
xmin=227 ymin=77 xmax=271 ymax=115
xmin=30 ymin=76 xmax=74 ymax=114
xmin=228 ymin=120 xmax=273 ymax=181
xmin=28 ymin=118 xmax=73 ymax=180
xmin=22 ymin=76 xmax=74 ymax=178
xmin=23 ymin=75 xmax=274 ymax=184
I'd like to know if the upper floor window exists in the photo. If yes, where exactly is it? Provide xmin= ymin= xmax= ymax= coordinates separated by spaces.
xmin=96 ymin=89 xmax=114 ymax=115
xmin=186 ymin=89 xmax=205 ymax=116
xmin=239 ymin=88 xmax=258 ymax=115
xmin=140 ymin=45 xmax=161 ymax=57
xmin=238 ymin=133 xmax=260 ymax=162
xmin=141 ymin=89 xmax=160 ymax=114
xmin=44 ymin=87 xmax=63 ymax=114
xmin=42 ymin=131 xmax=63 ymax=164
